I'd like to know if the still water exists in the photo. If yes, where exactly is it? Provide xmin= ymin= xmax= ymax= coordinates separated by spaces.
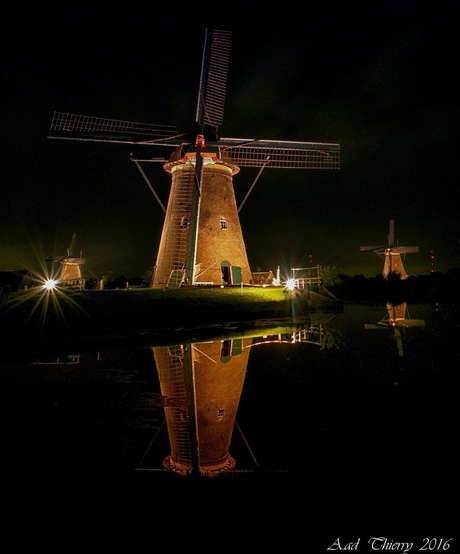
xmin=1 ymin=302 xmax=456 ymax=550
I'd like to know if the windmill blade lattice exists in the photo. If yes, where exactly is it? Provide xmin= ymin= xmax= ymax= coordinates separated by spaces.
xmin=49 ymin=112 xmax=181 ymax=145
xmin=218 ymin=139 xmax=340 ymax=169
xmin=196 ymin=29 xmax=232 ymax=130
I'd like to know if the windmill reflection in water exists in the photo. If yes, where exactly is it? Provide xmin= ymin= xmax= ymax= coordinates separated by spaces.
xmin=364 ymin=302 xmax=425 ymax=357
xmin=361 ymin=220 xmax=424 ymax=357
xmin=137 ymin=315 xmax=336 ymax=478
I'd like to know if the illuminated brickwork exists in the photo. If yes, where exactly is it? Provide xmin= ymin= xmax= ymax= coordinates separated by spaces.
xmin=152 ymin=153 xmax=252 ymax=287
xmin=383 ymin=251 xmax=408 ymax=279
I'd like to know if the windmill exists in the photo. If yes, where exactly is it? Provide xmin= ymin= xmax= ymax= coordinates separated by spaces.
xmin=89 ymin=270 xmax=113 ymax=290
xmin=46 ymin=233 xmax=86 ymax=290
xmin=360 ymin=220 xmax=419 ymax=279
xmin=48 ymin=29 xmax=340 ymax=289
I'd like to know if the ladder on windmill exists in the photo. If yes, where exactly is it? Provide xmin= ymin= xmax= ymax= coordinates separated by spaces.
xmin=157 ymin=168 xmax=196 ymax=288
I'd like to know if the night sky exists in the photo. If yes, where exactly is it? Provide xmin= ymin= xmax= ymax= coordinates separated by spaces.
xmin=1 ymin=1 xmax=459 ymax=281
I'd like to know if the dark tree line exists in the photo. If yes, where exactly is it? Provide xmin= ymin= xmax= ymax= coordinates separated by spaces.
xmin=328 ymin=269 xmax=460 ymax=304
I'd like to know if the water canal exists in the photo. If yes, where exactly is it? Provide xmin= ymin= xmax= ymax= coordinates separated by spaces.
xmin=1 ymin=302 xmax=456 ymax=550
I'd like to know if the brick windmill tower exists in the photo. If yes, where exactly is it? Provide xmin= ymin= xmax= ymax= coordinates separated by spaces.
xmin=48 ymin=30 xmax=340 ymax=288
xmin=152 ymin=337 xmax=253 ymax=477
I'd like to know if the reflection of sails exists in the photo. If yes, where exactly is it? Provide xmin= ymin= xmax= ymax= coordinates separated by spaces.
xmin=365 ymin=302 xmax=425 ymax=357
xmin=151 ymin=338 xmax=252 ymax=477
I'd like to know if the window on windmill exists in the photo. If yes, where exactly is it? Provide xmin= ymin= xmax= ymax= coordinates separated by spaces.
xmin=180 ymin=216 xmax=190 ymax=229
xmin=220 ymin=340 xmax=232 ymax=358
xmin=220 ymin=217 xmax=228 ymax=230
xmin=217 ymin=409 xmax=225 ymax=420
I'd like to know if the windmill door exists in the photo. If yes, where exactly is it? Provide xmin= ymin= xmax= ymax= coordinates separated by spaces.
xmin=231 ymin=266 xmax=242 ymax=285
xmin=221 ymin=262 xmax=242 ymax=285
xmin=221 ymin=262 xmax=231 ymax=284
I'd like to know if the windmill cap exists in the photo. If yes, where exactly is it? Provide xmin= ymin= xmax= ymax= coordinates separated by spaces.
xmin=164 ymin=152 xmax=240 ymax=175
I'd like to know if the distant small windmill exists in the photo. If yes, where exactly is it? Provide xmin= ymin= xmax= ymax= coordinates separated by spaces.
xmin=360 ymin=220 xmax=419 ymax=279
xmin=89 ymin=270 xmax=112 ymax=290
xmin=46 ymin=233 xmax=86 ymax=290
xmin=48 ymin=29 xmax=340 ymax=288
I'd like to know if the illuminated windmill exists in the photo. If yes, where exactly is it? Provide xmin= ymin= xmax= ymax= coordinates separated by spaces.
xmin=360 ymin=220 xmax=419 ymax=279
xmin=48 ymin=29 xmax=340 ymax=288
xmin=46 ymin=233 xmax=86 ymax=290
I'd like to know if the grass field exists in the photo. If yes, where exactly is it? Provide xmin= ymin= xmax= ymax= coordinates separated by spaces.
xmin=2 ymin=284 xmax=322 ymax=352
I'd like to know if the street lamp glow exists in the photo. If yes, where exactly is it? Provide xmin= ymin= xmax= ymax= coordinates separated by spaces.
xmin=285 ymin=279 xmax=296 ymax=291
xmin=43 ymin=279 xmax=58 ymax=290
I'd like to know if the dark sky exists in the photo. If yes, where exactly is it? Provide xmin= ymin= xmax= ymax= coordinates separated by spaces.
xmin=1 ymin=1 xmax=459 ymax=280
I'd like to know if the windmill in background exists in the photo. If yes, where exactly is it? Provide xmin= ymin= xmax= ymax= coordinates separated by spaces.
xmin=48 ymin=29 xmax=340 ymax=289
xmin=89 ymin=270 xmax=113 ymax=290
xmin=360 ymin=220 xmax=419 ymax=279
xmin=46 ymin=233 xmax=86 ymax=290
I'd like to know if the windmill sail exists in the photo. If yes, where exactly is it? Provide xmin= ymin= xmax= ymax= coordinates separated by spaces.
xmin=48 ymin=114 xmax=340 ymax=168
xmin=388 ymin=219 xmax=394 ymax=246
xmin=196 ymin=29 xmax=232 ymax=130
xmin=67 ymin=232 xmax=76 ymax=257
xmin=49 ymin=112 xmax=180 ymax=145
xmin=219 ymin=139 xmax=340 ymax=169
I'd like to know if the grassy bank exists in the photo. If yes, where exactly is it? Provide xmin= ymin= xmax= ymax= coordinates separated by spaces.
xmin=1 ymin=285 xmax=328 ymax=351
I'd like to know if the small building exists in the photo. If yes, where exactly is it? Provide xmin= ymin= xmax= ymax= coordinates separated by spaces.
xmin=250 ymin=270 xmax=275 ymax=285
